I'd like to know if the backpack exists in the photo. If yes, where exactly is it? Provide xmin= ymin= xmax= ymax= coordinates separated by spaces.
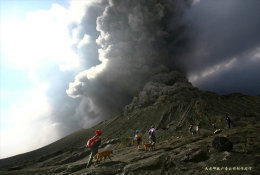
xmin=136 ymin=133 xmax=141 ymax=139
xmin=87 ymin=136 xmax=100 ymax=148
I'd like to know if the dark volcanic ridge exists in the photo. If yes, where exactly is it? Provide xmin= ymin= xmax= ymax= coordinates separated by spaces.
xmin=0 ymin=71 xmax=260 ymax=175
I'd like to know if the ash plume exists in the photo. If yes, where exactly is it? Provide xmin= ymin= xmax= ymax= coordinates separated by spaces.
xmin=63 ymin=0 xmax=260 ymax=131
xmin=66 ymin=0 xmax=191 ymax=124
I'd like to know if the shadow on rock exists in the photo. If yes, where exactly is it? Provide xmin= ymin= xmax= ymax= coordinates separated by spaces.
xmin=212 ymin=137 xmax=233 ymax=152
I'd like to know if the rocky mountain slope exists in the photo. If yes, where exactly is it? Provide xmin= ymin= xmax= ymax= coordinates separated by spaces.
xmin=0 ymin=71 xmax=260 ymax=175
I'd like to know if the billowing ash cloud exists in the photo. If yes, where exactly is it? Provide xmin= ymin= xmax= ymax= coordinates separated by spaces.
xmin=66 ymin=0 xmax=191 ymax=124
xmin=62 ymin=0 xmax=260 ymax=132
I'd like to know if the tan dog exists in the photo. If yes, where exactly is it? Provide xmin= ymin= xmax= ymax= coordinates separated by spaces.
xmin=94 ymin=150 xmax=113 ymax=164
xmin=143 ymin=142 xmax=153 ymax=151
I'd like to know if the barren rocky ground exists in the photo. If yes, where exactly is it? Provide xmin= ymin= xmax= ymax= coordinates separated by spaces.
xmin=0 ymin=71 xmax=259 ymax=175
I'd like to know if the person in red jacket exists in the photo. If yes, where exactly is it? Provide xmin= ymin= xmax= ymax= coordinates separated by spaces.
xmin=86 ymin=130 xmax=102 ymax=168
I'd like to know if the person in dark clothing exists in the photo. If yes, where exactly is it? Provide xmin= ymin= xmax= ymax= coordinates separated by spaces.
xmin=225 ymin=114 xmax=232 ymax=129
xmin=212 ymin=123 xmax=216 ymax=132
xmin=86 ymin=130 xmax=102 ymax=168
xmin=189 ymin=124 xmax=194 ymax=135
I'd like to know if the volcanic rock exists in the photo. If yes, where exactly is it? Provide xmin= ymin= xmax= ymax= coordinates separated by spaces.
xmin=212 ymin=137 xmax=233 ymax=152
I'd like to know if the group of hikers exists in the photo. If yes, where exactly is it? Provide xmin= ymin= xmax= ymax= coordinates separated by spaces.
xmin=86 ymin=114 xmax=233 ymax=168
xmin=188 ymin=113 xmax=233 ymax=135
xmin=86 ymin=125 xmax=156 ymax=168
xmin=134 ymin=125 xmax=156 ymax=150
xmin=188 ymin=124 xmax=200 ymax=135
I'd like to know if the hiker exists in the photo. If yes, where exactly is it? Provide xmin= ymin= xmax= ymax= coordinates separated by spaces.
xmin=86 ymin=130 xmax=102 ymax=168
xmin=189 ymin=124 xmax=194 ymax=135
xmin=225 ymin=113 xmax=232 ymax=129
xmin=134 ymin=130 xmax=142 ymax=150
xmin=212 ymin=123 xmax=216 ymax=132
xmin=195 ymin=124 xmax=200 ymax=135
xmin=148 ymin=125 xmax=156 ymax=150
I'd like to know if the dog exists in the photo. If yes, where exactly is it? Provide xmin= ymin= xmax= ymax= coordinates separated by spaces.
xmin=94 ymin=150 xmax=113 ymax=165
xmin=143 ymin=142 xmax=154 ymax=151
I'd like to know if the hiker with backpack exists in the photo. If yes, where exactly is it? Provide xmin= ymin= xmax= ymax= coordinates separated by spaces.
xmin=134 ymin=130 xmax=142 ymax=150
xmin=86 ymin=130 xmax=102 ymax=168
xmin=189 ymin=124 xmax=194 ymax=135
xmin=148 ymin=125 xmax=156 ymax=150
xmin=212 ymin=123 xmax=217 ymax=132
xmin=225 ymin=113 xmax=232 ymax=129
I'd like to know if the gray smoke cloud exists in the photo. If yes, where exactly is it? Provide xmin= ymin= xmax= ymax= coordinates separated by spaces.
xmin=48 ymin=0 xmax=260 ymax=137
xmin=66 ymin=0 xmax=191 ymax=125
xmin=181 ymin=0 xmax=260 ymax=94
xmin=41 ymin=0 xmax=110 ymax=136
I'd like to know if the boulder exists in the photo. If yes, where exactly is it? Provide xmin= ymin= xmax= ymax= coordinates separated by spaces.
xmin=214 ymin=129 xmax=222 ymax=135
xmin=181 ymin=150 xmax=209 ymax=162
xmin=212 ymin=137 xmax=233 ymax=152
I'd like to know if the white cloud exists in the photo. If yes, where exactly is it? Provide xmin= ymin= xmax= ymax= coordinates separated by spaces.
xmin=0 ymin=1 xmax=92 ymax=158
xmin=250 ymin=47 xmax=260 ymax=62
xmin=66 ymin=50 xmax=108 ymax=98
xmin=67 ymin=0 xmax=90 ymax=24
xmin=82 ymin=55 xmax=108 ymax=80
xmin=0 ymin=3 xmax=83 ymax=73
xmin=189 ymin=58 xmax=237 ymax=82
xmin=77 ymin=34 xmax=92 ymax=49
xmin=0 ymin=85 xmax=61 ymax=158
